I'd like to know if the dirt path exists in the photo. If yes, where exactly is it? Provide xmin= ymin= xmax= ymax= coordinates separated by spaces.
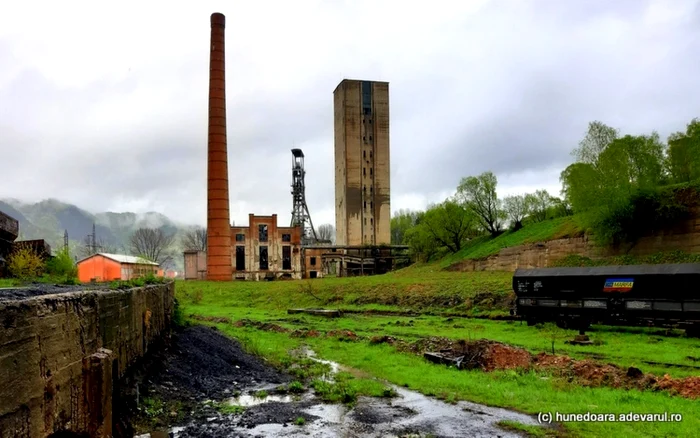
xmin=129 ymin=326 xmax=540 ymax=438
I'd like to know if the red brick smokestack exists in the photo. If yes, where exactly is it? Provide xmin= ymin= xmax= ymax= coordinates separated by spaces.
xmin=206 ymin=12 xmax=232 ymax=280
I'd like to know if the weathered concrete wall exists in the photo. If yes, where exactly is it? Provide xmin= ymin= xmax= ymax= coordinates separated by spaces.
xmin=334 ymin=79 xmax=390 ymax=247
xmin=0 ymin=282 xmax=175 ymax=437
xmin=448 ymin=207 xmax=700 ymax=272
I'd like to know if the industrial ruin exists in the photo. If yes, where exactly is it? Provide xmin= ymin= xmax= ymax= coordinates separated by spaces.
xmin=184 ymin=13 xmax=408 ymax=281
xmin=0 ymin=210 xmax=51 ymax=276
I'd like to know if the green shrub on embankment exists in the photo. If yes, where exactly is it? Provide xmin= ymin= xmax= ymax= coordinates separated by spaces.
xmin=439 ymin=216 xmax=583 ymax=268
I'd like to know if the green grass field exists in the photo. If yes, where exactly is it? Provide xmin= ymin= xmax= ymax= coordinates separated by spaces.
xmin=176 ymin=270 xmax=700 ymax=438
xmin=0 ymin=279 xmax=16 ymax=287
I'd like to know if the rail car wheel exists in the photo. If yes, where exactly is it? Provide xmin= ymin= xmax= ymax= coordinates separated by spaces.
xmin=556 ymin=319 xmax=569 ymax=329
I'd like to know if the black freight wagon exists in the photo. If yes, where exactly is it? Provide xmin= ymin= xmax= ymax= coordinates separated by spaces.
xmin=512 ymin=263 xmax=700 ymax=336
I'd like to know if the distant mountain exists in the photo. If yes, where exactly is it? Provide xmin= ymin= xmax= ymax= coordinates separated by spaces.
xmin=0 ymin=198 xmax=197 ymax=271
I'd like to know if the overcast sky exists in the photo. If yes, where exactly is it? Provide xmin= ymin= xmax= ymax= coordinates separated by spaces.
xmin=1 ymin=0 xmax=698 ymax=227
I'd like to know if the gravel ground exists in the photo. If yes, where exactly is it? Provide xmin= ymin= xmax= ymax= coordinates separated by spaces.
xmin=0 ymin=282 xmax=112 ymax=301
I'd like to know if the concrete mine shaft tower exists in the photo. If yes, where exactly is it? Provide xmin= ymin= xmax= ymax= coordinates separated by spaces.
xmin=206 ymin=12 xmax=233 ymax=281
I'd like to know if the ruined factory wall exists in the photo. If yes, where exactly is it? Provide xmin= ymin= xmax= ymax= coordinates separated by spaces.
xmin=448 ymin=207 xmax=700 ymax=272
xmin=230 ymin=215 xmax=303 ymax=280
xmin=0 ymin=282 xmax=175 ymax=437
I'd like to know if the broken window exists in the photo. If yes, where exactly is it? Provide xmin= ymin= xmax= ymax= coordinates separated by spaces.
xmin=370 ymin=201 xmax=373 ymax=210
xmin=371 ymin=218 xmax=374 ymax=226
xmin=369 ymin=168 xmax=373 ymax=176
xmin=363 ymin=168 xmax=366 ymax=176
xmin=369 ymin=151 xmax=373 ymax=158
xmin=236 ymin=246 xmax=245 ymax=270
xmin=236 ymin=233 xmax=245 ymax=242
xmin=310 ymin=256 xmax=316 ymax=266
xmin=282 ymin=233 xmax=291 ymax=242
xmin=369 ymin=135 xmax=373 ymax=142
xmin=364 ymin=200 xmax=366 ymax=209
xmin=259 ymin=246 xmax=268 ymax=270
xmin=258 ymin=224 xmax=268 ymax=242
xmin=282 ymin=246 xmax=291 ymax=270
xmin=363 ymin=150 xmax=366 ymax=159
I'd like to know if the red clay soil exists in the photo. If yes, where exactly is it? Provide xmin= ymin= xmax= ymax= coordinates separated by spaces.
xmin=232 ymin=318 xmax=290 ymax=333
xmin=191 ymin=314 xmax=233 ymax=324
xmin=290 ymin=329 xmax=322 ymax=338
xmin=400 ymin=337 xmax=700 ymax=400
xmin=532 ymin=353 xmax=700 ymax=399
xmin=325 ymin=329 xmax=361 ymax=341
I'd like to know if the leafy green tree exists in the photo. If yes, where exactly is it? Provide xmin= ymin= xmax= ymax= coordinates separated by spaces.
xmin=561 ymin=121 xmax=672 ymax=245
xmin=419 ymin=200 xmax=477 ymax=253
xmin=45 ymin=247 xmax=78 ymax=281
xmin=667 ymin=118 xmax=700 ymax=183
xmin=404 ymin=222 xmax=440 ymax=262
xmin=549 ymin=196 xmax=574 ymax=218
xmin=525 ymin=190 xmax=554 ymax=223
xmin=455 ymin=171 xmax=505 ymax=236
xmin=502 ymin=195 xmax=529 ymax=230
xmin=390 ymin=209 xmax=422 ymax=245
xmin=571 ymin=121 xmax=618 ymax=168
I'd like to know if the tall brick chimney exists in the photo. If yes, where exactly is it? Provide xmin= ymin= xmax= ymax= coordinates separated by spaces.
xmin=206 ymin=12 xmax=232 ymax=281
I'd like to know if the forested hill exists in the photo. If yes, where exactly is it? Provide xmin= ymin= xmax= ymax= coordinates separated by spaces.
xmin=0 ymin=198 xmax=195 ymax=270
xmin=390 ymin=117 xmax=700 ymax=264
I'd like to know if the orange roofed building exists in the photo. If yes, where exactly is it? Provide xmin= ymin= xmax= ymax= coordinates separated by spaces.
xmin=77 ymin=253 xmax=160 ymax=283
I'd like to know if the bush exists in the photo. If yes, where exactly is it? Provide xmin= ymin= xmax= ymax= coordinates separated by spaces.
xmin=587 ymin=187 xmax=690 ymax=246
xmin=45 ymin=248 xmax=78 ymax=283
xmin=8 ymin=247 xmax=45 ymax=280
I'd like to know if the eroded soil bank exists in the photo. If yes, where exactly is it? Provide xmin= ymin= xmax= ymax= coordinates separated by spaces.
xmin=120 ymin=325 xmax=541 ymax=438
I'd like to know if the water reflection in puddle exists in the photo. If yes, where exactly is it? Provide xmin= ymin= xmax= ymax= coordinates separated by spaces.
xmin=227 ymin=393 xmax=294 ymax=407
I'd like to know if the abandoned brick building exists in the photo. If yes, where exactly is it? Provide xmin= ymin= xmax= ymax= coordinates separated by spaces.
xmin=185 ymin=214 xmax=304 ymax=280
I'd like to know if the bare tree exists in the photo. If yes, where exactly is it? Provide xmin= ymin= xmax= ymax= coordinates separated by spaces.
xmin=317 ymin=224 xmax=334 ymax=243
xmin=181 ymin=226 xmax=207 ymax=251
xmin=129 ymin=228 xmax=175 ymax=266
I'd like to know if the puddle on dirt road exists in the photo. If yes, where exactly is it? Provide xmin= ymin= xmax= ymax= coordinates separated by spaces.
xmin=227 ymin=393 xmax=295 ymax=407
xmin=145 ymin=352 xmax=543 ymax=438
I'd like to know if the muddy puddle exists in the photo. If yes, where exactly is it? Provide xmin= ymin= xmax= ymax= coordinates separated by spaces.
xmin=139 ymin=345 xmax=541 ymax=438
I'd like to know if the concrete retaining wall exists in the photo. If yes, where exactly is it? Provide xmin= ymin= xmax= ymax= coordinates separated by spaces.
xmin=0 ymin=282 xmax=175 ymax=437
xmin=448 ymin=207 xmax=700 ymax=272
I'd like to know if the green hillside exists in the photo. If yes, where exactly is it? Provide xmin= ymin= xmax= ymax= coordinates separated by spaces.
xmin=439 ymin=216 xmax=584 ymax=268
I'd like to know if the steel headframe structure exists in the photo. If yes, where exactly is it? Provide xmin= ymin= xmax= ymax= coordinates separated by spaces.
xmin=290 ymin=148 xmax=319 ymax=245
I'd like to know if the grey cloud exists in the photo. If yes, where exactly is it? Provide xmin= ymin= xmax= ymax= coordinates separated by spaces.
xmin=1 ymin=0 xmax=699 ymax=226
